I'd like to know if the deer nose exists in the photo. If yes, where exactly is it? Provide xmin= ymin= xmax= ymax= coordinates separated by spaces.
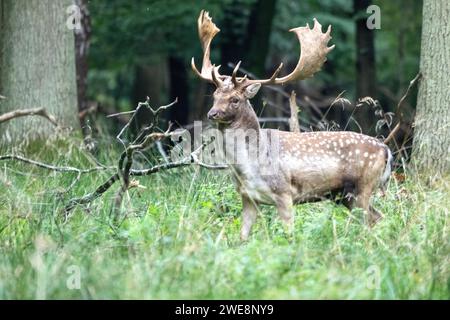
xmin=208 ymin=109 xmax=220 ymax=120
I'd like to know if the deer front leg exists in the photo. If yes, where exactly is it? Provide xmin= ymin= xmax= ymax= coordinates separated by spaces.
xmin=240 ymin=195 xmax=258 ymax=241
xmin=276 ymin=194 xmax=295 ymax=234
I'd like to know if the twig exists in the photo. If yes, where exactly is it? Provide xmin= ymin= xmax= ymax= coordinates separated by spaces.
xmin=0 ymin=107 xmax=58 ymax=126
xmin=64 ymin=141 xmax=227 ymax=214
xmin=79 ymin=103 xmax=98 ymax=120
xmin=0 ymin=155 xmax=112 ymax=173
xmin=0 ymin=155 xmax=114 ymax=194
xmin=384 ymin=72 xmax=422 ymax=144
xmin=106 ymin=110 xmax=136 ymax=118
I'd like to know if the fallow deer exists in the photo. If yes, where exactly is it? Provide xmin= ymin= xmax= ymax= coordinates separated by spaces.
xmin=192 ymin=10 xmax=393 ymax=240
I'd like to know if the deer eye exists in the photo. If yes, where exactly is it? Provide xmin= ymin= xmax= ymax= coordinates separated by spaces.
xmin=230 ymin=97 xmax=239 ymax=105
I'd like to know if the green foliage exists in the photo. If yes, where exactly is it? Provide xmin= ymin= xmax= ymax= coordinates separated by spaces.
xmin=0 ymin=138 xmax=448 ymax=299
xmin=87 ymin=0 xmax=422 ymax=115
xmin=374 ymin=0 xmax=422 ymax=93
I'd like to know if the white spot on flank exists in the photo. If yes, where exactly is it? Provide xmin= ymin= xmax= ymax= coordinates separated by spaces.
xmin=355 ymin=149 xmax=360 ymax=155
xmin=364 ymin=152 xmax=369 ymax=157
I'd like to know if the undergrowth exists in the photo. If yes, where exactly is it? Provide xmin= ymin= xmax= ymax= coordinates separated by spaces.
xmin=0 ymin=136 xmax=448 ymax=299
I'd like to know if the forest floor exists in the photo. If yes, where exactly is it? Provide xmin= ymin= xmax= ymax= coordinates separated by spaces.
xmin=0 ymin=136 xmax=448 ymax=299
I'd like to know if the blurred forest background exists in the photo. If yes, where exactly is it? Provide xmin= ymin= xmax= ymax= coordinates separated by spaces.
xmin=83 ymin=0 xmax=422 ymax=137
xmin=0 ymin=0 xmax=424 ymax=157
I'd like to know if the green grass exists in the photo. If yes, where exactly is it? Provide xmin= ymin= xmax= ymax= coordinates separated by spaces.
xmin=0 ymin=137 xmax=448 ymax=299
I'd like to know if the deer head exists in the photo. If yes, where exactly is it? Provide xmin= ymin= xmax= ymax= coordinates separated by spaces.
xmin=191 ymin=10 xmax=335 ymax=127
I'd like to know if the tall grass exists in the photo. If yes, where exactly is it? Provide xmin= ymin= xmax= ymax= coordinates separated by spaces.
xmin=0 ymin=137 xmax=448 ymax=299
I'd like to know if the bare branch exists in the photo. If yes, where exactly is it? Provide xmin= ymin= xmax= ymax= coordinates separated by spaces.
xmin=79 ymin=103 xmax=98 ymax=120
xmin=0 ymin=107 xmax=58 ymax=126
xmin=384 ymin=72 xmax=422 ymax=144
xmin=64 ymin=140 xmax=228 ymax=214
xmin=0 ymin=154 xmax=113 ymax=173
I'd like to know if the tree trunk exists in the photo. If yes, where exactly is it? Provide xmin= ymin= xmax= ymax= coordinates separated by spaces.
xmin=243 ymin=0 xmax=277 ymax=78
xmin=130 ymin=62 xmax=167 ymax=132
xmin=169 ymin=56 xmax=189 ymax=126
xmin=0 ymin=0 xmax=79 ymax=144
xmin=354 ymin=0 xmax=377 ymax=134
xmin=220 ymin=0 xmax=250 ymax=74
xmin=412 ymin=0 xmax=450 ymax=175
xmin=74 ymin=0 xmax=91 ymax=134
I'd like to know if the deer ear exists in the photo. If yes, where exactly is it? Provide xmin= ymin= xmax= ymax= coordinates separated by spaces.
xmin=244 ymin=83 xmax=261 ymax=99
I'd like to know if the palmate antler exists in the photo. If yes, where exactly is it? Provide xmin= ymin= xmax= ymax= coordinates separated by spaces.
xmin=191 ymin=10 xmax=224 ymax=87
xmin=191 ymin=10 xmax=335 ymax=88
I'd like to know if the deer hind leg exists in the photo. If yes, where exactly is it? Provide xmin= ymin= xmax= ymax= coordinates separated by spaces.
xmin=240 ymin=195 xmax=258 ymax=241
xmin=340 ymin=180 xmax=356 ymax=211
xmin=354 ymin=184 xmax=383 ymax=227
xmin=275 ymin=194 xmax=295 ymax=234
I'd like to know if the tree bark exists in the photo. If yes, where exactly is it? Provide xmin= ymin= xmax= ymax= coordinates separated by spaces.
xmin=220 ymin=0 xmax=249 ymax=74
xmin=243 ymin=0 xmax=277 ymax=78
xmin=169 ymin=56 xmax=189 ymax=126
xmin=412 ymin=0 xmax=450 ymax=175
xmin=74 ymin=0 xmax=91 ymax=135
xmin=130 ymin=62 xmax=167 ymax=134
xmin=0 ymin=0 xmax=79 ymax=144
xmin=354 ymin=0 xmax=377 ymax=134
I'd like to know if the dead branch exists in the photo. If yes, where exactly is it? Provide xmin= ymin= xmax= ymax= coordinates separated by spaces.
xmin=0 ymin=155 xmax=112 ymax=173
xmin=78 ymin=103 xmax=98 ymax=120
xmin=64 ymin=141 xmax=227 ymax=214
xmin=0 ymin=107 xmax=58 ymax=126
xmin=111 ymin=98 xmax=179 ymax=219
xmin=384 ymin=72 xmax=422 ymax=144
xmin=0 ymin=155 xmax=114 ymax=193
xmin=288 ymin=91 xmax=300 ymax=133
xmin=1 ymin=98 xmax=227 ymax=219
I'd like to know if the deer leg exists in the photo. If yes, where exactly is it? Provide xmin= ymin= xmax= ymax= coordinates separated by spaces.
xmin=276 ymin=194 xmax=295 ymax=234
xmin=342 ymin=180 xmax=356 ymax=210
xmin=240 ymin=195 xmax=258 ymax=241
xmin=368 ymin=205 xmax=383 ymax=226
xmin=354 ymin=186 xmax=382 ymax=227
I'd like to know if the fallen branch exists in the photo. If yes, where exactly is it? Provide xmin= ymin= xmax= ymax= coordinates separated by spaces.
xmin=0 ymin=107 xmax=58 ymax=126
xmin=0 ymin=155 xmax=114 ymax=193
xmin=1 ymin=98 xmax=228 ymax=220
xmin=112 ymin=98 xmax=179 ymax=220
xmin=0 ymin=154 xmax=112 ymax=173
xmin=64 ymin=142 xmax=228 ymax=214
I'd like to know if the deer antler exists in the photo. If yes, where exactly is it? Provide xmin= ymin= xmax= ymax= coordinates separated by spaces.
xmin=240 ymin=18 xmax=334 ymax=86
xmin=191 ymin=10 xmax=223 ymax=86
xmin=192 ymin=11 xmax=334 ymax=88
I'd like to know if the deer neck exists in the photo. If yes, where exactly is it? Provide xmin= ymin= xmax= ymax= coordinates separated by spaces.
xmin=218 ymin=101 xmax=267 ymax=175
xmin=220 ymin=101 xmax=260 ymax=133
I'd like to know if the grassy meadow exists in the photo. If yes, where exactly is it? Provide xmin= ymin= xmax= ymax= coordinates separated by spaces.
xmin=0 ymin=136 xmax=448 ymax=299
